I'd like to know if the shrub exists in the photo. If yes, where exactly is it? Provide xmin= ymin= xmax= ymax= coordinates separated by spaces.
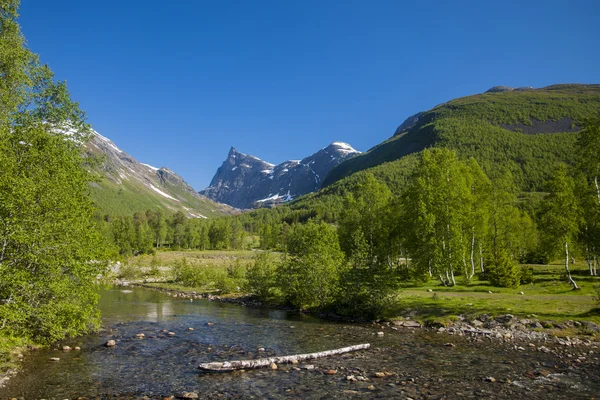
xmin=519 ymin=267 xmax=534 ymax=284
xmin=117 ymin=264 xmax=143 ymax=280
xmin=246 ymin=252 xmax=279 ymax=300
xmin=487 ymin=253 xmax=520 ymax=288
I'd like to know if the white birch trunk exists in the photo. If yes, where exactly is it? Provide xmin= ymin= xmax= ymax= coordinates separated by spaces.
xmin=198 ymin=343 xmax=371 ymax=371
xmin=565 ymin=241 xmax=579 ymax=290
xmin=469 ymin=230 xmax=475 ymax=279
xmin=586 ymin=245 xmax=594 ymax=276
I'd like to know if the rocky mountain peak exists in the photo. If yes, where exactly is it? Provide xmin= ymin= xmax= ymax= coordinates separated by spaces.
xmin=200 ymin=142 xmax=361 ymax=209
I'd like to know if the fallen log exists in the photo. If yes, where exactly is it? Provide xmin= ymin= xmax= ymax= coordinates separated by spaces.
xmin=198 ymin=343 xmax=370 ymax=372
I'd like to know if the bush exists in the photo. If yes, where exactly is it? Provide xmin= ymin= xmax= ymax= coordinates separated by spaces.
xmin=172 ymin=258 xmax=208 ymax=287
xmin=519 ymin=267 xmax=534 ymax=284
xmin=117 ymin=264 xmax=143 ymax=280
xmin=145 ymin=255 xmax=161 ymax=278
xmin=246 ymin=252 xmax=279 ymax=300
xmin=487 ymin=253 xmax=520 ymax=288
xmin=278 ymin=222 xmax=345 ymax=310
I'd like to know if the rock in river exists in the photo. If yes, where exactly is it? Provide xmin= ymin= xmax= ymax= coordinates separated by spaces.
xmin=105 ymin=340 xmax=117 ymax=347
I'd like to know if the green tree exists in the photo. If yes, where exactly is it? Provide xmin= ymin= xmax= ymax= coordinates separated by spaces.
xmin=575 ymin=118 xmax=600 ymax=275
xmin=337 ymin=173 xmax=399 ymax=317
xmin=278 ymin=222 xmax=345 ymax=310
xmin=246 ymin=252 xmax=279 ymax=300
xmin=403 ymin=148 xmax=473 ymax=286
xmin=0 ymin=1 xmax=110 ymax=343
xmin=576 ymin=118 xmax=600 ymax=207
xmin=539 ymin=164 xmax=580 ymax=289
xmin=146 ymin=209 xmax=167 ymax=248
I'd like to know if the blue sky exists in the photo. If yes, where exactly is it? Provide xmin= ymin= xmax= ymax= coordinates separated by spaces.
xmin=20 ymin=0 xmax=600 ymax=189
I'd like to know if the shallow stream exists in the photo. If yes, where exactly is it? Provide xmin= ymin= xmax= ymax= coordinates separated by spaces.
xmin=1 ymin=287 xmax=598 ymax=399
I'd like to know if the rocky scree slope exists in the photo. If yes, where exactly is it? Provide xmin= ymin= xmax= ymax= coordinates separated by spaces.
xmin=200 ymin=142 xmax=360 ymax=209
xmin=86 ymin=131 xmax=235 ymax=217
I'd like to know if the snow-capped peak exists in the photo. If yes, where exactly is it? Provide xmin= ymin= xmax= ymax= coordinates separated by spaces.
xmin=329 ymin=142 xmax=360 ymax=154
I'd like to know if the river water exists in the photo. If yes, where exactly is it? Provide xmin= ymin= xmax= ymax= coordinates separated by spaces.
xmin=1 ymin=287 xmax=599 ymax=399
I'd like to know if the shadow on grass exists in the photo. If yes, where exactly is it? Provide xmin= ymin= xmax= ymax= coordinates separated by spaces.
xmin=577 ymin=308 xmax=600 ymax=318
xmin=391 ymin=298 xmax=599 ymax=323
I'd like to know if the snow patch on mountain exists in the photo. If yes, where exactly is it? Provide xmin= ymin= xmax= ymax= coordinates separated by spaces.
xmin=141 ymin=163 xmax=159 ymax=171
xmin=149 ymin=184 xmax=180 ymax=202
xmin=256 ymin=190 xmax=294 ymax=203
xmin=94 ymin=131 xmax=123 ymax=153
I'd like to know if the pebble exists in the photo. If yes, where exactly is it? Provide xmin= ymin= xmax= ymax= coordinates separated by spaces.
xmin=105 ymin=340 xmax=116 ymax=347
xmin=181 ymin=392 xmax=199 ymax=399
xmin=323 ymin=369 xmax=337 ymax=375
xmin=367 ymin=385 xmax=375 ymax=390
xmin=484 ymin=377 xmax=496 ymax=382
xmin=258 ymin=347 xmax=265 ymax=352
xmin=49 ymin=357 xmax=60 ymax=362
xmin=136 ymin=333 xmax=145 ymax=338
xmin=302 ymin=364 xmax=315 ymax=370
xmin=291 ymin=359 xmax=299 ymax=365
xmin=376 ymin=331 xmax=384 ymax=336
xmin=188 ymin=327 xmax=194 ymax=331
xmin=346 ymin=375 xmax=357 ymax=381
xmin=168 ymin=332 xmax=176 ymax=336
xmin=207 ymin=322 xmax=214 ymax=326
xmin=270 ymin=363 xmax=278 ymax=370
xmin=74 ymin=346 xmax=81 ymax=351
xmin=374 ymin=372 xmax=386 ymax=377
xmin=62 ymin=346 xmax=72 ymax=351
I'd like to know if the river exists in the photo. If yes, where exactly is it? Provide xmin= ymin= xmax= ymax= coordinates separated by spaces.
xmin=1 ymin=286 xmax=598 ymax=399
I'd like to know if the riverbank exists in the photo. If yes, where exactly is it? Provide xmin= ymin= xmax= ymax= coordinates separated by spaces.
xmin=3 ymin=285 xmax=600 ymax=399
xmin=125 ymin=280 xmax=600 ymax=348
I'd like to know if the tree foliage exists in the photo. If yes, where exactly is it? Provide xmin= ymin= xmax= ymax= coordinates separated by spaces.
xmin=0 ymin=1 xmax=110 ymax=343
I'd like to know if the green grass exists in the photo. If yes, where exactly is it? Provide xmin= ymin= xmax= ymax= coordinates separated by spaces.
xmin=392 ymin=262 xmax=600 ymax=326
xmin=89 ymin=174 xmax=231 ymax=218
xmin=126 ymin=251 xmax=600 ymax=330
xmin=123 ymin=250 xmax=277 ymax=295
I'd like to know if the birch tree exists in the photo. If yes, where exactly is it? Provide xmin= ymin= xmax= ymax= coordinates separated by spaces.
xmin=575 ymin=118 xmax=600 ymax=275
xmin=403 ymin=149 xmax=473 ymax=286
xmin=337 ymin=173 xmax=398 ymax=317
xmin=539 ymin=164 xmax=581 ymax=289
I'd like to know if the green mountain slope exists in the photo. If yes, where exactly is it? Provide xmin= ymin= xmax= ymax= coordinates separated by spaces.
xmin=85 ymin=131 xmax=236 ymax=217
xmin=323 ymin=84 xmax=600 ymax=191
xmin=260 ymin=84 xmax=600 ymax=223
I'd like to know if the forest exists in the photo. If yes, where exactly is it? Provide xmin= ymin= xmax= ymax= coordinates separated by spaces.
xmin=106 ymin=117 xmax=600 ymax=318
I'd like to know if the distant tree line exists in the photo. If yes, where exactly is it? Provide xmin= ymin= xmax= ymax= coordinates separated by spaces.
xmin=102 ymin=210 xmax=249 ymax=255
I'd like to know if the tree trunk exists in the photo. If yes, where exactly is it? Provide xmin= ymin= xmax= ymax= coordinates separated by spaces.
xmin=198 ymin=343 xmax=371 ymax=372
xmin=595 ymin=175 xmax=600 ymax=207
xmin=565 ymin=241 xmax=579 ymax=290
xmin=586 ymin=245 xmax=595 ymax=276
xmin=470 ymin=230 xmax=475 ymax=279
xmin=439 ymin=274 xmax=447 ymax=286
xmin=479 ymin=244 xmax=484 ymax=273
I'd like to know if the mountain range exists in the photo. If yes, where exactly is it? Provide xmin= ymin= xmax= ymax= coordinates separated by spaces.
xmin=277 ymin=84 xmax=600 ymax=219
xmin=85 ymin=131 xmax=236 ymax=217
xmin=200 ymin=142 xmax=361 ymax=209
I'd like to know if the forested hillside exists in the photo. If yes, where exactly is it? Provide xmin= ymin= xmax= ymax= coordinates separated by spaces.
xmin=324 ymin=84 xmax=600 ymax=190
xmin=250 ymin=84 xmax=599 ymax=223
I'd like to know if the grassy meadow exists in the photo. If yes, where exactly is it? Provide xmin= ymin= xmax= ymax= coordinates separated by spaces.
xmin=120 ymin=250 xmax=600 ymax=329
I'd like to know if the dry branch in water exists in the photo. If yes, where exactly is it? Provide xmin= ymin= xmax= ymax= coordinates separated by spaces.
xmin=198 ymin=343 xmax=371 ymax=371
